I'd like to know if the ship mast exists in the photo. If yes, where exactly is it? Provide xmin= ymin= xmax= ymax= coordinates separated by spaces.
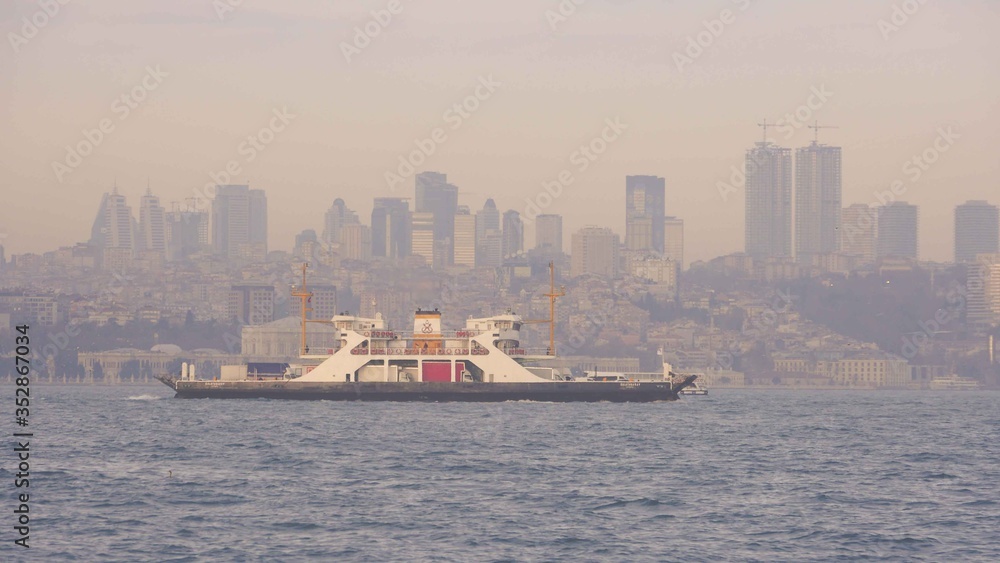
xmin=543 ymin=261 xmax=565 ymax=355
xmin=290 ymin=263 xmax=313 ymax=355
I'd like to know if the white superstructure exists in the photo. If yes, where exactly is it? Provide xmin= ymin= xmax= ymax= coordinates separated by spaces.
xmin=289 ymin=309 xmax=560 ymax=384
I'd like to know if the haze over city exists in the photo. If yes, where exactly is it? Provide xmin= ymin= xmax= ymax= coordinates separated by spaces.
xmin=3 ymin=0 xmax=999 ymax=262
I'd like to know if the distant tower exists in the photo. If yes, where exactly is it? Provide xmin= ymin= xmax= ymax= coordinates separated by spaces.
xmin=415 ymin=172 xmax=458 ymax=266
xmin=371 ymin=197 xmax=411 ymax=259
xmin=625 ymin=175 xmax=666 ymax=253
xmin=410 ymin=212 xmax=436 ymax=267
xmin=877 ymin=202 xmax=919 ymax=260
xmin=322 ymin=198 xmax=360 ymax=245
xmin=955 ymin=200 xmax=999 ymax=264
xmin=841 ymin=204 xmax=877 ymax=264
xmin=795 ymin=136 xmax=842 ymax=264
xmin=745 ymin=123 xmax=793 ymax=259
xmin=212 ymin=184 xmax=268 ymax=259
xmin=534 ymin=214 xmax=563 ymax=254
xmin=502 ymin=210 xmax=524 ymax=260
xmin=571 ymin=226 xmax=620 ymax=278
xmin=340 ymin=224 xmax=372 ymax=262
xmin=663 ymin=217 xmax=684 ymax=268
xmin=476 ymin=199 xmax=501 ymax=268
xmin=139 ymin=187 xmax=166 ymax=257
xmin=90 ymin=185 xmax=136 ymax=253
xmin=453 ymin=206 xmax=476 ymax=267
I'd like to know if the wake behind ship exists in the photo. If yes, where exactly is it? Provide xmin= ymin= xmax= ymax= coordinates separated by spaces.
xmin=156 ymin=264 xmax=697 ymax=402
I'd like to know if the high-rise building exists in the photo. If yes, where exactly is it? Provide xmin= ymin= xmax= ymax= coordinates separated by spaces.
xmin=476 ymin=199 xmax=501 ymax=267
xmin=212 ymin=185 xmax=267 ymax=259
xmin=341 ymin=224 xmax=372 ymax=262
xmin=571 ymin=226 xmax=620 ymax=278
xmin=322 ymin=198 xmax=360 ymax=245
xmin=877 ymin=202 xmax=919 ymax=260
xmin=165 ymin=210 xmax=208 ymax=261
xmin=955 ymin=201 xmax=1000 ymax=264
xmin=371 ymin=197 xmax=411 ymax=259
xmin=411 ymin=212 xmax=436 ymax=266
xmin=625 ymin=175 xmax=666 ymax=253
xmin=534 ymin=214 xmax=563 ymax=253
xmin=745 ymin=141 xmax=793 ymax=259
xmin=293 ymin=229 xmax=320 ymax=259
xmin=90 ymin=186 xmax=136 ymax=254
xmin=453 ymin=206 xmax=476 ymax=268
xmin=291 ymin=284 xmax=337 ymax=322
xmin=663 ymin=217 xmax=684 ymax=267
xmin=795 ymin=142 xmax=842 ymax=263
xmin=138 ymin=188 xmax=166 ymax=257
xmin=502 ymin=210 xmax=523 ymax=260
xmin=228 ymin=283 xmax=275 ymax=325
xmin=415 ymin=172 xmax=458 ymax=265
xmin=841 ymin=204 xmax=877 ymax=264
xmin=967 ymin=254 xmax=1000 ymax=332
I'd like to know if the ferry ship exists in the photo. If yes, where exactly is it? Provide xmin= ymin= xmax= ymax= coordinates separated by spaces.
xmin=156 ymin=264 xmax=697 ymax=402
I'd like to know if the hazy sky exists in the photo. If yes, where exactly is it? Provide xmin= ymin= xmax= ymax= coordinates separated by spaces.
xmin=2 ymin=0 xmax=998 ymax=264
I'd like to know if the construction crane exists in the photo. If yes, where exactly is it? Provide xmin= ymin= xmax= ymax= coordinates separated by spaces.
xmin=756 ymin=118 xmax=772 ymax=144
xmin=522 ymin=262 xmax=565 ymax=356
xmin=808 ymin=121 xmax=838 ymax=144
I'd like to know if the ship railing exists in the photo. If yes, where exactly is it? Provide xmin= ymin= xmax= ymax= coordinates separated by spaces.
xmin=350 ymin=347 xmax=493 ymax=356
xmin=354 ymin=329 xmax=488 ymax=339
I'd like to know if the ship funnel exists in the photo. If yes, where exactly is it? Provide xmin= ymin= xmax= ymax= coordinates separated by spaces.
xmin=181 ymin=362 xmax=189 ymax=380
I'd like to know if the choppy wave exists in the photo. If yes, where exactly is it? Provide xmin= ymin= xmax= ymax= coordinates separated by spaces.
xmin=25 ymin=386 xmax=1000 ymax=561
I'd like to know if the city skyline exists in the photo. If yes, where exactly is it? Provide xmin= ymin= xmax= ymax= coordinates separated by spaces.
xmin=2 ymin=1 xmax=998 ymax=263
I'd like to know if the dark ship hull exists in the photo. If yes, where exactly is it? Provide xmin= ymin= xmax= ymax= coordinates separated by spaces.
xmin=155 ymin=375 xmax=698 ymax=403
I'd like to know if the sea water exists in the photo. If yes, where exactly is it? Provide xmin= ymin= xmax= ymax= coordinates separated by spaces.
xmin=7 ymin=386 xmax=1000 ymax=561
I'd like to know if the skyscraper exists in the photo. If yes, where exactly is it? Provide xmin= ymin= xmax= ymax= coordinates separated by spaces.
xmin=340 ymin=224 xmax=372 ymax=262
xmin=415 ymin=172 xmax=458 ymax=265
xmin=453 ymin=206 xmax=476 ymax=268
xmin=212 ymin=184 xmax=268 ymax=259
xmin=476 ymin=199 xmax=501 ymax=267
xmin=663 ymin=216 xmax=684 ymax=267
xmin=139 ymin=187 xmax=166 ymax=257
xmin=625 ymin=175 xmax=666 ymax=253
xmin=967 ymin=254 xmax=1000 ymax=332
xmin=795 ymin=142 xmax=842 ymax=263
xmin=502 ymin=210 xmax=523 ymax=260
xmin=571 ymin=226 xmax=620 ymax=278
xmin=745 ymin=141 xmax=793 ymax=259
xmin=322 ymin=198 xmax=360 ymax=245
xmin=410 ymin=211 xmax=436 ymax=266
xmin=90 ymin=186 xmax=136 ymax=254
xmin=371 ymin=197 xmax=411 ymax=259
xmin=165 ymin=210 xmax=208 ymax=261
xmin=877 ymin=202 xmax=919 ymax=260
xmin=534 ymin=214 xmax=563 ymax=254
xmin=840 ymin=204 xmax=877 ymax=264
xmin=955 ymin=200 xmax=1000 ymax=264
